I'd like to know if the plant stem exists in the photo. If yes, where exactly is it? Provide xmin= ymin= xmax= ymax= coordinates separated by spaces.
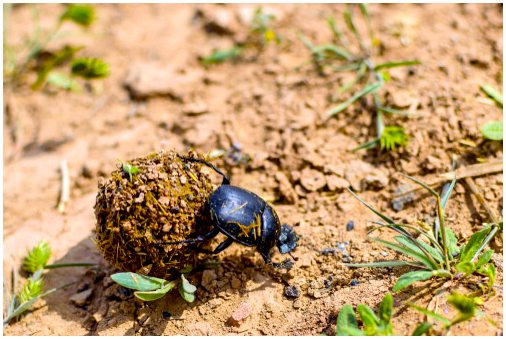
xmin=44 ymin=262 xmax=97 ymax=269
xmin=436 ymin=196 xmax=451 ymax=270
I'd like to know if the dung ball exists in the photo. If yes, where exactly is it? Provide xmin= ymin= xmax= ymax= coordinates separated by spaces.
xmin=94 ymin=150 xmax=215 ymax=278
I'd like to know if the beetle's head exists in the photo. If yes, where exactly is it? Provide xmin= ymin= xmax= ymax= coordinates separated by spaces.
xmin=276 ymin=224 xmax=299 ymax=254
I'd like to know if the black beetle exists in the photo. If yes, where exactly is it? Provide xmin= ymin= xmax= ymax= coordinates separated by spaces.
xmin=160 ymin=156 xmax=298 ymax=269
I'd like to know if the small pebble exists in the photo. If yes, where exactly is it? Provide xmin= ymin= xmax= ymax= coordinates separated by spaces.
xmin=231 ymin=277 xmax=242 ymax=289
xmin=284 ymin=285 xmax=300 ymax=299
xmin=350 ymin=279 xmax=359 ymax=286
xmin=293 ymin=299 xmax=303 ymax=309
xmin=70 ymin=289 xmax=93 ymax=306
xmin=162 ymin=311 xmax=171 ymax=319
xmin=346 ymin=220 xmax=354 ymax=231
xmin=230 ymin=302 xmax=252 ymax=324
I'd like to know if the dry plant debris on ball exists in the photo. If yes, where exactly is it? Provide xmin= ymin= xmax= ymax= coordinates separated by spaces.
xmin=94 ymin=150 xmax=214 ymax=278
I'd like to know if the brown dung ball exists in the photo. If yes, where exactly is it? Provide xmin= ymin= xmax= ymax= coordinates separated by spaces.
xmin=94 ymin=150 xmax=214 ymax=278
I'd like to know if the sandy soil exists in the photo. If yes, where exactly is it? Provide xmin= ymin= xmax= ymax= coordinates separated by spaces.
xmin=3 ymin=3 xmax=503 ymax=335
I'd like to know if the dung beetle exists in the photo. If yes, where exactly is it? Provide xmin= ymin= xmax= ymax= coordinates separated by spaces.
xmin=160 ymin=156 xmax=298 ymax=269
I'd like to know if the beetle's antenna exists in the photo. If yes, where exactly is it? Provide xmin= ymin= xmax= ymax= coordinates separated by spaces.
xmin=178 ymin=155 xmax=230 ymax=185
xmin=288 ymin=251 xmax=297 ymax=261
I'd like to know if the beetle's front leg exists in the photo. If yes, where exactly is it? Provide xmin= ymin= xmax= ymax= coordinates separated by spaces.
xmin=261 ymin=253 xmax=293 ymax=270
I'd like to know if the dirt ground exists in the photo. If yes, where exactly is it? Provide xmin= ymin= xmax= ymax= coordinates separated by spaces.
xmin=3 ymin=3 xmax=503 ymax=336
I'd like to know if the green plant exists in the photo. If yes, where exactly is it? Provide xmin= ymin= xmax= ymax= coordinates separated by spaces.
xmin=110 ymin=272 xmax=197 ymax=303
xmin=300 ymin=4 xmax=418 ymax=151
xmin=480 ymin=120 xmax=503 ymax=141
xmin=200 ymin=7 xmax=280 ymax=66
xmin=408 ymin=293 xmax=485 ymax=335
xmin=336 ymin=293 xmax=395 ymax=336
xmin=480 ymin=84 xmax=503 ymax=107
xmin=347 ymin=175 xmax=498 ymax=293
xmin=3 ymin=241 xmax=96 ymax=325
xmin=4 ymin=4 xmax=109 ymax=91
xmin=122 ymin=162 xmax=142 ymax=182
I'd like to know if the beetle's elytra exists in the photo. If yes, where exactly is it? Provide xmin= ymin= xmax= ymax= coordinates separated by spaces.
xmin=160 ymin=156 xmax=298 ymax=269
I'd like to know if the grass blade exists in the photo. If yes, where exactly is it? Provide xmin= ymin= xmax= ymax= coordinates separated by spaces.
xmin=347 ymin=189 xmax=395 ymax=224
xmin=407 ymin=303 xmax=451 ymax=325
xmin=312 ymin=44 xmax=352 ymax=60
xmin=326 ymin=82 xmax=382 ymax=118
xmin=440 ymin=176 xmax=456 ymax=210
xmin=480 ymin=84 xmax=503 ymax=106
xmin=352 ymin=138 xmax=379 ymax=151
xmin=370 ymin=237 xmax=437 ymax=270
xmin=374 ymin=60 xmax=421 ymax=71
xmin=378 ymin=106 xmax=412 ymax=116
xmin=392 ymin=270 xmax=433 ymax=292
xmin=401 ymin=174 xmax=439 ymax=197
xmin=394 ymin=236 xmax=444 ymax=265
xmin=412 ymin=321 xmax=432 ymax=336
xmin=345 ymin=261 xmax=421 ymax=268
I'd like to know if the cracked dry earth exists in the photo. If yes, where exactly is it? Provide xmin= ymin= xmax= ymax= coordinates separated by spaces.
xmin=3 ymin=3 xmax=503 ymax=336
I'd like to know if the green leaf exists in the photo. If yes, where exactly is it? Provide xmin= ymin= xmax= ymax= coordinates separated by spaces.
xmin=444 ymin=228 xmax=459 ymax=257
xmin=201 ymin=47 xmax=242 ymax=65
xmin=178 ymin=285 xmax=196 ymax=303
xmin=459 ymin=227 xmax=492 ymax=263
xmin=336 ymin=304 xmax=359 ymax=336
xmin=374 ymin=60 xmax=421 ymax=71
xmin=60 ymin=4 xmax=95 ymax=27
xmin=480 ymin=120 xmax=503 ymax=141
xmin=447 ymin=293 xmax=480 ymax=326
xmin=480 ymin=84 xmax=503 ymax=106
xmin=134 ymin=282 xmax=175 ymax=302
xmin=377 ymin=106 xmax=411 ymax=116
xmin=394 ymin=236 xmax=443 ymax=265
xmin=46 ymin=72 xmax=80 ymax=91
xmin=357 ymin=304 xmax=379 ymax=334
xmin=379 ymin=126 xmax=409 ymax=151
xmin=111 ymin=272 xmax=166 ymax=291
xmin=180 ymin=274 xmax=197 ymax=293
xmin=312 ymin=44 xmax=351 ymax=60
xmin=71 ymin=57 xmax=110 ymax=79
xmin=326 ymin=82 xmax=382 ymax=118
xmin=455 ymin=261 xmax=475 ymax=274
xmin=370 ymin=238 xmax=437 ymax=270
xmin=440 ymin=176 xmax=456 ymax=210
xmin=407 ymin=303 xmax=451 ymax=325
xmin=378 ymin=293 xmax=393 ymax=325
xmin=392 ymin=271 xmax=433 ymax=292
xmin=352 ymin=137 xmax=379 ymax=151
xmin=122 ymin=163 xmax=142 ymax=181
xmin=23 ymin=241 xmax=52 ymax=273
xmin=345 ymin=261 xmax=414 ymax=268
xmin=476 ymin=263 xmax=496 ymax=289
xmin=476 ymin=249 xmax=493 ymax=268
xmin=412 ymin=321 xmax=432 ymax=336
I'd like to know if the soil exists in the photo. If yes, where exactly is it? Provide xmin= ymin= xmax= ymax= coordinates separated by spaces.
xmin=3 ymin=3 xmax=503 ymax=336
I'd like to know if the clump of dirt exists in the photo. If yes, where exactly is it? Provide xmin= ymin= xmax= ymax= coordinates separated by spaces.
xmin=94 ymin=150 xmax=214 ymax=278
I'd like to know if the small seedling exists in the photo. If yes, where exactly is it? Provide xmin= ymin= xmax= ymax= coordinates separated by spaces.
xmin=122 ymin=162 xmax=142 ymax=182
xmin=200 ymin=7 xmax=280 ymax=66
xmin=3 ymin=241 xmax=96 ymax=325
xmin=408 ymin=293 xmax=486 ymax=335
xmin=336 ymin=293 xmax=394 ymax=336
xmin=300 ymin=4 xmax=418 ymax=151
xmin=110 ymin=272 xmax=197 ymax=303
xmin=4 ymin=4 xmax=109 ymax=91
xmin=347 ymin=174 xmax=498 ymax=293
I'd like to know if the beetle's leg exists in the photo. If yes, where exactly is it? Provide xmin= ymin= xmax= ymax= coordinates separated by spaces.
xmin=178 ymin=155 xmax=230 ymax=185
xmin=213 ymin=237 xmax=234 ymax=254
xmin=261 ymin=252 xmax=293 ymax=270
xmin=157 ymin=227 xmax=219 ymax=245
